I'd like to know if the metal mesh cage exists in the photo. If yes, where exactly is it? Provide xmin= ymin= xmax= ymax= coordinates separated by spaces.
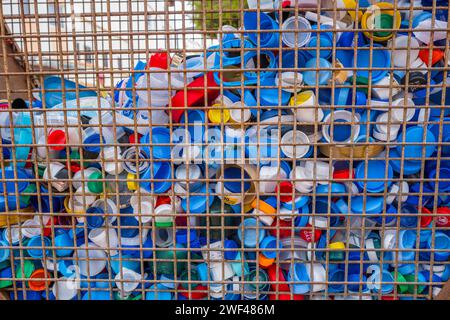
xmin=0 ymin=0 xmax=449 ymax=301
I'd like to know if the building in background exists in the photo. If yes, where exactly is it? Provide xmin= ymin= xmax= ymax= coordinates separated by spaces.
xmin=2 ymin=0 xmax=214 ymax=87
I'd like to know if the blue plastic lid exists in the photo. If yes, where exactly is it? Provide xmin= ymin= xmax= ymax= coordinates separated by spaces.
xmin=258 ymin=76 xmax=290 ymax=107
xmin=264 ymin=196 xmax=278 ymax=209
xmin=351 ymin=196 xmax=384 ymax=214
xmin=220 ymin=39 xmax=255 ymax=67
xmin=336 ymin=31 xmax=367 ymax=68
xmin=389 ymin=148 xmax=422 ymax=175
xmin=347 ymin=273 xmax=368 ymax=292
xmin=223 ymin=167 xmax=251 ymax=193
xmin=180 ymin=109 xmax=206 ymax=143
xmin=260 ymin=235 xmax=280 ymax=259
xmin=399 ymin=230 xmax=416 ymax=261
xmin=412 ymin=11 xmax=432 ymax=28
xmin=328 ymin=269 xmax=345 ymax=293
xmin=295 ymin=204 xmax=310 ymax=228
xmin=303 ymin=58 xmax=332 ymax=85
xmin=353 ymin=44 xmax=390 ymax=83
xmin=306 ymin=30 xmax=332 ymax=59
xmin=372 ymin=270 xmax=395 ymax=294
xmin=355 ymin=160 xmax=393 ymax=193
xmin=427 ymin=232 xmax=450 ymax=262
xmin=237 ymin=218 xmax=265 ymax=248
xmin=426 ymin=165 xmax=450 ymax=193
xmin=397 ymin=126 xmax=436 ymax=159
xmin=282 ymin=194 xmax=309 ymax=210
xmin=86 ymin=207 xmax=105 ymax=229
xmin=196 ymin=263 xmax=209 ymax=282
xmin=0 ymin=240 xmax=10 ymax=262
xmin=175 ymin=229 xmax=197 ymax=245
xmin=0 ymin=167 xmax=29 ymax=194
xmin=146 ymin=284 xmax=173 ymax=300
xmin=372 ymin=204 xmax=397 ymax=225
xmin=27 ymin=236 xmax=51 ymax=258
xmin=141 ymin=127 xmax=171 ymax=160
xmin=399 ymin=203 xmax=419 ymax=228
xmin=316 ymin=183 xmax=347 ymax=195
xmin=288 ymin=263 xmax=310 ymax=294
xmin=181 ymin=183 xmax=214 ymax=213
xmin=223 ymin=239 xmax=239 ymax=260
xmin=83 ymin=132 xmax=105 ymax=154
xmin=140 ymin=161 xmax=172 ymax=194
xmin=41 ymin=76 xmax=97 ymax=108
xmin=243 ymin=11 xmax=279 ymax=48
xmin=281 ymin=50 xmax=308 ymax=69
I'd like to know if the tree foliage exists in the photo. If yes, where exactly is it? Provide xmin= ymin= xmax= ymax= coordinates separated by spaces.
xmin=192 ymin=0 xmax=243 ymax=37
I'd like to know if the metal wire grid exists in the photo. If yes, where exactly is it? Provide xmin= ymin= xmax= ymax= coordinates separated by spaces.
xmin=0 ymin=0 xmax=448 ymax=300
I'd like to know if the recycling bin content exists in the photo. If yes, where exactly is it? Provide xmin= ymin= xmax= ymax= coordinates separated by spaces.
xmin=0 ymin=0 xmax=449 ymax=300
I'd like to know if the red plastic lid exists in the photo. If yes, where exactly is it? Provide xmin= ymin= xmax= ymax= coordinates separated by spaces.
xmin=333 ymin=168 xmax=354 ymax=180
xmin=270 ymin=219 xmax=294 ymax=238
xmin=148 ymin=52 xmax=171 ymax=70
xmin=419 ymin=49 xmax=444 ymax=66
xmin=156 ymin=196 xmax=172 ymax=207
xmin=28 ymin=269 xmax=49 ymax=291
xmin=69 ymin=163 xmax=81 ymax=174
xmin=419 ymin=207 xmax=433 ymax=228
xmin=54 ymin=215 xmax=72 ymax=229
xmin=299 ymin=224 xmax=322 ymax=243
xmin=128 ymin=133 xmax=142 ymax=144
xmin=171 ymin=72 xmax=219 ymax=123
xmin=267 ymin=264 xmax=290 ymax=292
xmin=436 ymin=207 xmax=450 ymax=227
xmin=43 ymin=216 xmax=62 ymax=237
xmin=276 ymin=181 xmax=294 ymax=202
xmin=178 ymin=284 xmax=208 ymax=299
xmin=48 ymin=129 xmax=66 ymax=151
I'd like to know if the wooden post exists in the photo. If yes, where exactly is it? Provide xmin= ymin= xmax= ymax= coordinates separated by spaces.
xmin=0 ymin=22 xmax=33 ymax=100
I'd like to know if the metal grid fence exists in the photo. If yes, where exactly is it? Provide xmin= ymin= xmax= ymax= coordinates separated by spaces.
xmin=0 ymin=0 xmax=449 ymax=300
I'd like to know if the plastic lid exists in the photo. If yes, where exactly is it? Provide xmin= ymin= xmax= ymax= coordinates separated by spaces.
xmin=0 ymin=240 xmax=10 ymax=262
xmin=388 ymin=147 xmax=422 ymax=175
xmin=281 ymin=16 xmax=312 ymax=48
xmin=392 ymin=36 xmax=420 ymax=67
xmin=87 ymin=171 xmax=103 ymax=193
xmin=315 ymin=182 xmax=347 ymax=195
xmin=83 ymin=132 xmax=104 ymax=154
xmin=281 ymin=130 xmax=310 ymax=159
xmin=244 ymin=11 xmax=279 ymax=48
xmin=28 ymin=269 xmax=49 ymax=291
xmin=237 ymin=218 xmax=265 ymax=248
xmin=48 ymin=129 xmax=67 ymax=151
xmin=306 ymin=32 xmax=332 ymax=59
xmin=351 ymin=196 xmax=384 ymax=214
xmin=16 ymin=260 xmax=35 ymax=280
xmin=260 ymin=236 xmax=280 ymax=259
xmin=181 ymin=183 xmax=214 ymax=214
xmin=355 ymin=160 xmax=393 ymax=193
xmin=208 ymin=105 xmax=230 ymax=124
xmin=303 ymin=58 xmax=332 ymax=85
xmin=372 ymin=13 xmax=394 ymax=37
xmin=223 ymin=166 xmax=251 ymax=193
xmin=419 ymin=48 xmax=445 ymax=66
xmin=353 ymin=44 xmax=390 ymax=83
xmin=289 ymin=263 xmax=310 ymax=294
xmin=0 ymin=166 xmax=30 ymax=194
xmin=275 ymin=181 xmax=294 ymax=202
xmin=397 ymin=126 xmax=436 ymax=159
